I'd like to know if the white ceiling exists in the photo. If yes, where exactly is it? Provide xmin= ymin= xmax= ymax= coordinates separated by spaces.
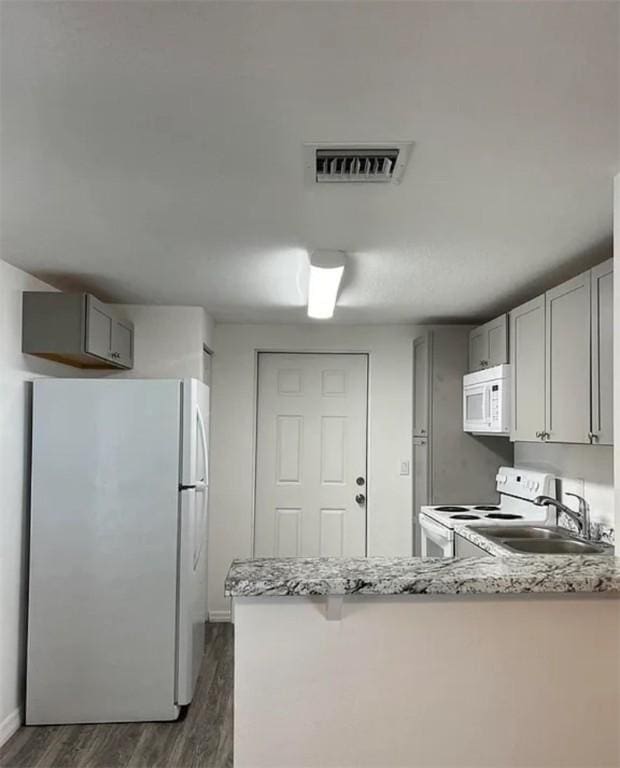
xmin=1 ymin=1 xmax=618 ymax=323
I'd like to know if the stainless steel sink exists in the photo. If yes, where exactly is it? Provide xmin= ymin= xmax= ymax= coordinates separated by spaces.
xmin=480 ymin=526 xmax=565 ymax=540
xmin=506 ymin=539 xmax=609 ymax=555
xmin=473 ymin=525 xmax=613 ymax=555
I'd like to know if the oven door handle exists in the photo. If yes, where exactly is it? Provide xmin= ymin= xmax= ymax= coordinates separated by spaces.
xmin=419 ymin=514 xmax=452 ymax=544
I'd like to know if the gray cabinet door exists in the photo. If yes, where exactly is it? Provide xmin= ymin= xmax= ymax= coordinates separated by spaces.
xmin=468 ymin=327 xmax=487 ymax=371
xmin=591 ymin=259 xmax=613 ymax=445
xmin=85 ymin=295 xmax=114 ymax=362
xmin=412 ymin=437 xmax=429 ymax=555
xmin=545 ymin=272 xmax=591 ymax=444
xmin=112 ymin=320 xmax=134 ymax=369
xmin=487 ymin=314 xmax=508 ymax=367
xmin=468 ymin=314 xmax=507 ymax=371
xmin=510 ymin=294 xmax=545 ymax=441
xmin=413 ymin=334 xmax=431 ymax=436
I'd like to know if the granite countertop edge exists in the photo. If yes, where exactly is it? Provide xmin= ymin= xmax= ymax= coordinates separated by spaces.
xmin=225 ymin=554 xmax=620 ymax=597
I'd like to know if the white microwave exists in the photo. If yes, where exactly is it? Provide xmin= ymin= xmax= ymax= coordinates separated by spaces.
xmin=463 ymin=364 xmax=511 ymax=435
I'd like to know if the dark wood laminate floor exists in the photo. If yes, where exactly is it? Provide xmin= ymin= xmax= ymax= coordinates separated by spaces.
xmin=0 ymin=623 xmax=233 ymax=768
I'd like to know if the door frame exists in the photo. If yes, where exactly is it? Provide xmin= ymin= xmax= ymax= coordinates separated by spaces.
xmin=251 ymin=350 xmax=371 ymax=557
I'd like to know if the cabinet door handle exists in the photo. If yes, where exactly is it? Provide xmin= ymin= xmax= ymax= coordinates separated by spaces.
xmin=480 ymin=360 xmax=489 ymax=368
xmin=588 ymin=432 xmax=598 ymax=444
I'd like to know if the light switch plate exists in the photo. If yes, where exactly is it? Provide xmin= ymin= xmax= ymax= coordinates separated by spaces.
xmin=400 ymin=461 xmax=410 ymax=476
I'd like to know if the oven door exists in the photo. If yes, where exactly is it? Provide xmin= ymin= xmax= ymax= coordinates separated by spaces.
xmin=463 ymin=382 xmax=489 ymax=433
xmin=419 ymin=513 xmax=454 ymax=558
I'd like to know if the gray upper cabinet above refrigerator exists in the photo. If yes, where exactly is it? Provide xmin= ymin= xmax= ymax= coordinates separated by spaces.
xmin=468 ymin=314 xmax=508 ymax=372
xmin=23 ymin=292 xmax=134 ymax=369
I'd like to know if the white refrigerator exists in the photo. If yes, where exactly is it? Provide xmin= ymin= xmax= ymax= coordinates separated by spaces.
xmin=26 ymin=378 xmax=210 ymax=724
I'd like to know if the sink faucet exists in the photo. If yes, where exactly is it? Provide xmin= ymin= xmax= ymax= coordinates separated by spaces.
xmin=533 ymin=494 xmax=590 ymax=540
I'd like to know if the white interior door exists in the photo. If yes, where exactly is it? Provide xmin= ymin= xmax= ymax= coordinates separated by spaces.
xmin=255 ymin=353 xmax=368 ymax=558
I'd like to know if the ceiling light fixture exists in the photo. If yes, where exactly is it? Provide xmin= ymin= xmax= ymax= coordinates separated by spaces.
xmin=307 ymin=250 xmax=346 ymax=320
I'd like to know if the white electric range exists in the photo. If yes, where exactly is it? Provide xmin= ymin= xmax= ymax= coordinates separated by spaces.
xmin=419 ymin=466 xmax=556 ymax=557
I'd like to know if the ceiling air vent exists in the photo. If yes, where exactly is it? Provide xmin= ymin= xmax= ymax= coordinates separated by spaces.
xmin=304 ymin=142 xmax=413 ymax=185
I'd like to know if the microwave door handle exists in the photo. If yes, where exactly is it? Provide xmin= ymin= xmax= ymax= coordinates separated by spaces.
xmin=484 ymin=387 xmax=490 ymax=424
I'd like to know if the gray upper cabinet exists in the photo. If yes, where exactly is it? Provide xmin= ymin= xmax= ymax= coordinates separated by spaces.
xmin=509 ymin=259 xmax=613 ymax=445
xmin=413 ymin=333 xmax=431 ymax=436
xmin=510 ymin=295 xmax=546 ymax=442
xmin=545 ymin=272 xmax=591 ymax=444
xmin=591 ymin=259 xmax=613 ymax=445
xmin=23 ymin=292 xmax=134 ymax=370
xmin=468 ymin=314 xmax=508 ymax=371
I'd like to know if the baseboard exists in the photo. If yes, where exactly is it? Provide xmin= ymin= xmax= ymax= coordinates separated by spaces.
xmin=209 ymin=609 xmax=232 ymax=623
xmin=0 ymin=707 xmax=22 ymax=749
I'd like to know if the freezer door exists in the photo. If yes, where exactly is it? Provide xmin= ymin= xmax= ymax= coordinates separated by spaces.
xmin=26 ymin=379 xmax=182 ymax=724
xmin=181 ymin=378 xmax=210 ymax=488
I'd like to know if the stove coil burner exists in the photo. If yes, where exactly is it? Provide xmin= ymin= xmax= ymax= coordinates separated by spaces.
xmin=450 ymin=513 xmax=481 ymax=520
xmin=473 ymin=505 xmax=500 ymax=511
xmin=435 ymin=506 xmax=469 ymax=512
xmin=485 ymin=513 xmax=523 ymax=520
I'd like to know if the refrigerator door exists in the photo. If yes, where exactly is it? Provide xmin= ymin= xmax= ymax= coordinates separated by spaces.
xmin=176 ymin=379 xmax=210 ymax=704
xmin=176 ymin=488 xmax=207 ymax=705
xmin=27 ymin=379 xmax=182 ymax=724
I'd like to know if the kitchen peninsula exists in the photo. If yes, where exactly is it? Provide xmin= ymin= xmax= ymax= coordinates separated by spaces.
xmin=227 ymin=555 xmax=620 ymax=768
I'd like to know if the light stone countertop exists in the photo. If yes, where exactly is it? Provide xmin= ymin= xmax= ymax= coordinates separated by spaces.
xmin=225 ymin=553 xmax=620 ymax=597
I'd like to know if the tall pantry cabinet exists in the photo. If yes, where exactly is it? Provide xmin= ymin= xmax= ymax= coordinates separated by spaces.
xmin=412 ymin=328 xmax=513 ymax=554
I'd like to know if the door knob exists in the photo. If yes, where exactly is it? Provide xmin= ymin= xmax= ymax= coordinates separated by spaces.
xmin=355 ymin=493 xmax=366 ymax=505
xmin=356 ymin=476 xmax=365 ymax=486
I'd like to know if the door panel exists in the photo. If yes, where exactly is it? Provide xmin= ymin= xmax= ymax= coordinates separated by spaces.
xmin=545 ymin=273 xmax=591 ymax=443
xmin=413 ymin=335 xmax=430 ymax=435
xmin=255 ymin=353 xmax=368 ymax=558
xmin=591 ymin=260 xmax=613 ymax=445
xmin=319 ymin=509 xmax=345 ymax=556
xmin=510 ymin=295 xmax=545 ymax=441
xmin=275 ymin=508 xmax=301 ymax=557
xmin=276 ymin=416 xmax=303 ymax=483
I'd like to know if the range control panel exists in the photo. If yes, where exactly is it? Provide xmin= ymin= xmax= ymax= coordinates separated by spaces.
xmin=495 ymin=467 xmax=556 ymax=501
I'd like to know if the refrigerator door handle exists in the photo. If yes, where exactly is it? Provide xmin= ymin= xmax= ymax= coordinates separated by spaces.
xmin=196 ymin=406 xmax=208 ymax=486
xmin=194 ymin=406 xmax=209 ymax=568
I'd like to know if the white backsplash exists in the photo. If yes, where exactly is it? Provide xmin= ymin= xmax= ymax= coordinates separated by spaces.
xmin=514 ymin=442 xmax=614 ymax=541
